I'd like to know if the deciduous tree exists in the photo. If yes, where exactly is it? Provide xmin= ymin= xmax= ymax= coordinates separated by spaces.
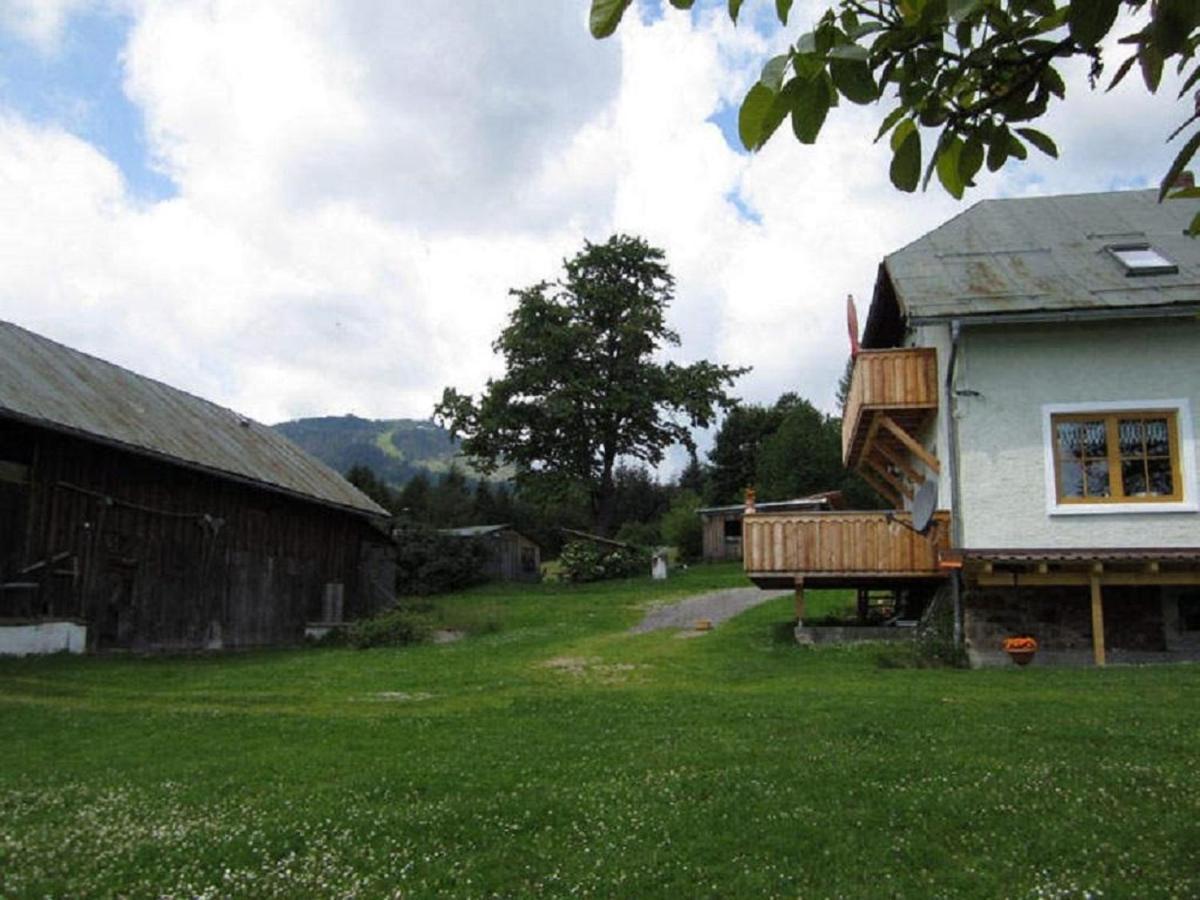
xmin=436 ymin=234 xmax=747 ymax=535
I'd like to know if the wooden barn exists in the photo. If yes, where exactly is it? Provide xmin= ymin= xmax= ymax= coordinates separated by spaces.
xmin=442 ymin=525 xmax=541 ymax=582
xmin=0 ymin=321 xmax=396 ymax=653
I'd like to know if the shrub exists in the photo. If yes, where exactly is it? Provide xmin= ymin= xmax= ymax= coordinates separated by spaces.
xmin=660 ymin=490 xmax=703 ymax=561
xmin=393 ymin=522 xmax=489 ymax=595
xmin=344 ymin=607 xmax=433 ymax=649
xmin=558 ymin=540 xmax=648 ymax=583
xmin=614 ymin=520 xmax=661 ymax=549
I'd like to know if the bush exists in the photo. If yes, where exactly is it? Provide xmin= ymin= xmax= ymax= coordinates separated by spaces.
xmin=345 ymin=607 xmax=433 ymax=649
xmin=660 ymin=490 xmax=703 ymax=561
xmin=558 ymin=540 xmax=648 ymax=583
xmin=614 ymin=520 xmax=661 ymax=548
xmin=393 ymin=522 xmax=489 ymax=595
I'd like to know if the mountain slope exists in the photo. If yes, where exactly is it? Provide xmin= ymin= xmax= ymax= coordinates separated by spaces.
xmin=272 ymin=415 xmax=473 ymax=486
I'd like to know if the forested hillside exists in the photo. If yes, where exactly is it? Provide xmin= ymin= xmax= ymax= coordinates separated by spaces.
xmin=272 ymin=415 xmax=472 ymax=487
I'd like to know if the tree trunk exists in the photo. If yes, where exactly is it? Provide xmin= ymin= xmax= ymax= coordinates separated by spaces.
xmin=594 ymin=448 xmax=617 ymax=537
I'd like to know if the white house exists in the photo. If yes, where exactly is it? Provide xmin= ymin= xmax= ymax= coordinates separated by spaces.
xmin=744 ymin=189 xmax=1200 ymax=666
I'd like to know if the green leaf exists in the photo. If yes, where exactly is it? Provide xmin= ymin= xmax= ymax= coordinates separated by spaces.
xmin=889 ymin=120 xmax=921 ymax=192
xmin=828 ymin=44 xmax=869 ymax=61
xmin=1068 ymin=0 xmax=1119 ymax=48
xmin=936 ymin=136 xmax=966 ymax=200
xmin=776 ymin=0 xmax=794 ymax=25
xmin=739 ymin=82 xmax=777 ymax=150
xmin=948 ymin=0 xmax=984 ymax=23
xmin=760 ymin=54 xmax=789 ymax=93
xmin=1016 ymin=127 xmax=1058 ymax=158
xmin=728 ymin=0 xmax=745 ymax=21
xmin=1188 ymin=211 xmax=1200 ymax=238
xmin=795 ymin=31 xmax=817 ymax=54
xmin=668 ymin=0 xmax=695 ymax=7
xmin=1169 ymin=187 xmax=1200 ymax=199
xmin=986 ymin=130 xmax=1009 ymax=172
xmin=830 ymin=58 xmax=878 ymax=104
xmin=1107 ymin=54 xmax=1138 ymax=92
xmin=1159 ymin=127 xmax=1200 ymax=200
xmin=960 ymin=134 xmax=985 ymax=185
xmin=1140 ymin=43 xmax=1164 ymax=93
xmin=875 ymin=105 xmax=908 ymax=143
xmin=589 ymin=0 xmax=633 ymax=38
xmin=791 ymin=75 xmax=834 ymax=144
xmin=1008 ymin=134 xmax=1028 ymax=161
xmin=1178 ymin=63 xmax=1200 ymax=99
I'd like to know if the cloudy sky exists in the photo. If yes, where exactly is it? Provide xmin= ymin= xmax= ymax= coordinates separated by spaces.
xmin=0 ymin=0 xmax=1189 ymax=463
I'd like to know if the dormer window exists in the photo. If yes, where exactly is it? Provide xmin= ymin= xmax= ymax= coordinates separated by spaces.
xmin=1107 ymin=243 xmax=1178 ymax=276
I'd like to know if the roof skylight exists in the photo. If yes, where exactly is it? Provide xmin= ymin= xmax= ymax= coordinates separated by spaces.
xmin=1107 ymin=243 xmax=1179 ymax=276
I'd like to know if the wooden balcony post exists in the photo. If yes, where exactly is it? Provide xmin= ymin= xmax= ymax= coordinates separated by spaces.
xmin=794 ymin=576 xmax=805 ymax=624
xmin=1090 ymin=566 xmax=1106 ymax=667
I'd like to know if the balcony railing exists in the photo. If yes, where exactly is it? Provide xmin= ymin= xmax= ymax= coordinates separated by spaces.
xmin=842 ymin=348 xmax=938 ymax=469
xmin=743 ymin=510 xmax=951 ymax=588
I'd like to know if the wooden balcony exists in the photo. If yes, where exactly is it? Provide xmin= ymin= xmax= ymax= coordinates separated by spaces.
xmin=842 ymin=348 xmax=939 ymax=479
xmin=743 ymin=510 xmax=951 ymax=589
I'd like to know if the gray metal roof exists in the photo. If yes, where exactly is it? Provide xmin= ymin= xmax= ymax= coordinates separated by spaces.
xmin=884 ymin=189 xmax=1200 ymax=322
xmin=0 ymin=321 xmax=387 ymax=518
xmin=441 ymin=524 xmax=511 ymax=537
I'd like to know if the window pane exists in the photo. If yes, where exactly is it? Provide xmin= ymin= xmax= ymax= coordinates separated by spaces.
xmin=1144 ymin=418 xmax=1170 ymax=456
xmin=1059 ymin=460 xmax=1084 ymax=498
xmin=1084 ymin=422 xmax=1107 ymax=456
xmin=1147 ymin=458 xmax=1174 ymax=496
xmin=1118 ymin=419 xmax=1144 ymax=456
xmin=1121 ymin=459 xmax=1147 ymax=496
xmin=1055 ymin=422 xmax=1085 ymax=459
xmin=1086 ymin=461 xmax=1110 ymax=497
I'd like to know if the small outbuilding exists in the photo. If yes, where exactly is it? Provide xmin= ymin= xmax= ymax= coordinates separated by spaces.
xmin=441 ymin=524 xmax=541 ymax=582
xmin=0 ymin=321 xmax=395 ymax=653
xmin=698 ymin=492 xmax=844 ymax=562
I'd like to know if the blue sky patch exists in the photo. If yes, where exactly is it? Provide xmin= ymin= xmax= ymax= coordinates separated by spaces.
xmin=725 ymin=187 xmax=762 ymax=224
xmin=0 ymin=8 xmax=175 ymax=202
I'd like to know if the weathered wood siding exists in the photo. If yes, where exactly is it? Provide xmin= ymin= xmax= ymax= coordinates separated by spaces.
xmin=700 ymin=510 xmax=742 ymax=562
xmin=0 ymin=420 xmax=394 ymax=651
xmin=481 ymin=531 xmax=541 ymax=582
xmin=743 ymin=510 xmax=950 ymax=578
xmin=842 ymin=348 xmax=938 ymax=464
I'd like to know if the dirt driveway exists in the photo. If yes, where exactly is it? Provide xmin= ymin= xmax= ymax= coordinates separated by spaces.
xmin=630 ymin=587 xmax=789 ymax=634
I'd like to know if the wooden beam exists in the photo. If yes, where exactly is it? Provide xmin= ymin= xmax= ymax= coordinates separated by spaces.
xmin=974 ymin=570 xmax=1200 ymax=588
xmin=794 ymin=577 xmax=806 ymax=623
xmin=1090 ymin=572 xmax=1106 ymax=667
xmin=858 ymin=468 xmax=902 ymax=508
xmin=1037 ymin=562 xmax=1049 ymax=575
xmin=864 ymin=454 xmax=914 ymax=501
xmin=873 ymin=440 xmax=925 ymax=487
xmin=877 ymin=414 xmax=941 ymax=474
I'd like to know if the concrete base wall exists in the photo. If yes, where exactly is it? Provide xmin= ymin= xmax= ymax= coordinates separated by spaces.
xmin=0 ymin=621 xmax=87 ymax=656
xmin=795 ymin=625 xmax=916 ymax=645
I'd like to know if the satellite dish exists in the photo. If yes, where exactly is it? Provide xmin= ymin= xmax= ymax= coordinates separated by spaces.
xmin=912 ymin=479 xmax=939 ymax=534
xmin=846 ymin=294 xmax=860 ymax=359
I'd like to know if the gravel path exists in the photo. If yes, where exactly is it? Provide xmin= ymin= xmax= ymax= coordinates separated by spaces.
xmin=630 ymin=587 xmax=790 ymax=634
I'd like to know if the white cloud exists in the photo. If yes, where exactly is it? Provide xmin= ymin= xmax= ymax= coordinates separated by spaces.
xmin=0 ymin=0 xmax=1193 ymax=463
xmin=0 ymin=0 xmax=96 ymax=52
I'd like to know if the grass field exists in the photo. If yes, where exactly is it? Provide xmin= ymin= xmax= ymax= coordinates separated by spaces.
xmin=2 ymin=563 xmax=1199 ymax=898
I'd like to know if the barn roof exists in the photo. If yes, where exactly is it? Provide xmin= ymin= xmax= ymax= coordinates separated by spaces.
xmin=865 ymin=189 xmax=1200 ymax=344
xmin=0 ymin=321 xmax=387 ymax=518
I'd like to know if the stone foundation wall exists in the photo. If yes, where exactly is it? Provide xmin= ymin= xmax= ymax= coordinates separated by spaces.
xmin=964 ymin=584 xmax=1190 ymax=661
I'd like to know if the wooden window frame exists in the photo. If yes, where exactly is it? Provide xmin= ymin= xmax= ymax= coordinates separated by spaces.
xmin=1042 ymin=400 xmax=1197 ymax=516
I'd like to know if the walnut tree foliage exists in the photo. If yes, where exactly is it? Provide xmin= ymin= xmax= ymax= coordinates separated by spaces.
xmin=591 ymin=0 xmax=1200 ymax=232
xmin=435 ymin=235 xmax=747 ymax=535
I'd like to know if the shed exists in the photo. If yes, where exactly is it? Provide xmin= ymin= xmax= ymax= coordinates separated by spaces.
xmin=698 ymin=492 xmax=844 ymax=562
xmin=0 ymin=321 xmax=396 ymax=653
xmin=441 ymin=524 xmax=541 ymax=582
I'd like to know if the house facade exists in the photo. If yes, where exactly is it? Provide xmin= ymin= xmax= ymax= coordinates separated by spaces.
xmin=0 ymin=321 xmax=396 ymax=653
xmin=744 ymin=189 xmax=1200 ymax=665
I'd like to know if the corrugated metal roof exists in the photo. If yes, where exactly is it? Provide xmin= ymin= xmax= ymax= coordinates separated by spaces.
xmin=0 ymin=321 xmax=387 ymax=518
xmin=441 ymin=524 xmax=510 ymax=537
xmin=885 ymin=189 xmax=1200 ymax=321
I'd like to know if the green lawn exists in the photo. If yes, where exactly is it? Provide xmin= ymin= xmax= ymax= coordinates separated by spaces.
xmin=1 ymin=564 xmax=1198 ymax=898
